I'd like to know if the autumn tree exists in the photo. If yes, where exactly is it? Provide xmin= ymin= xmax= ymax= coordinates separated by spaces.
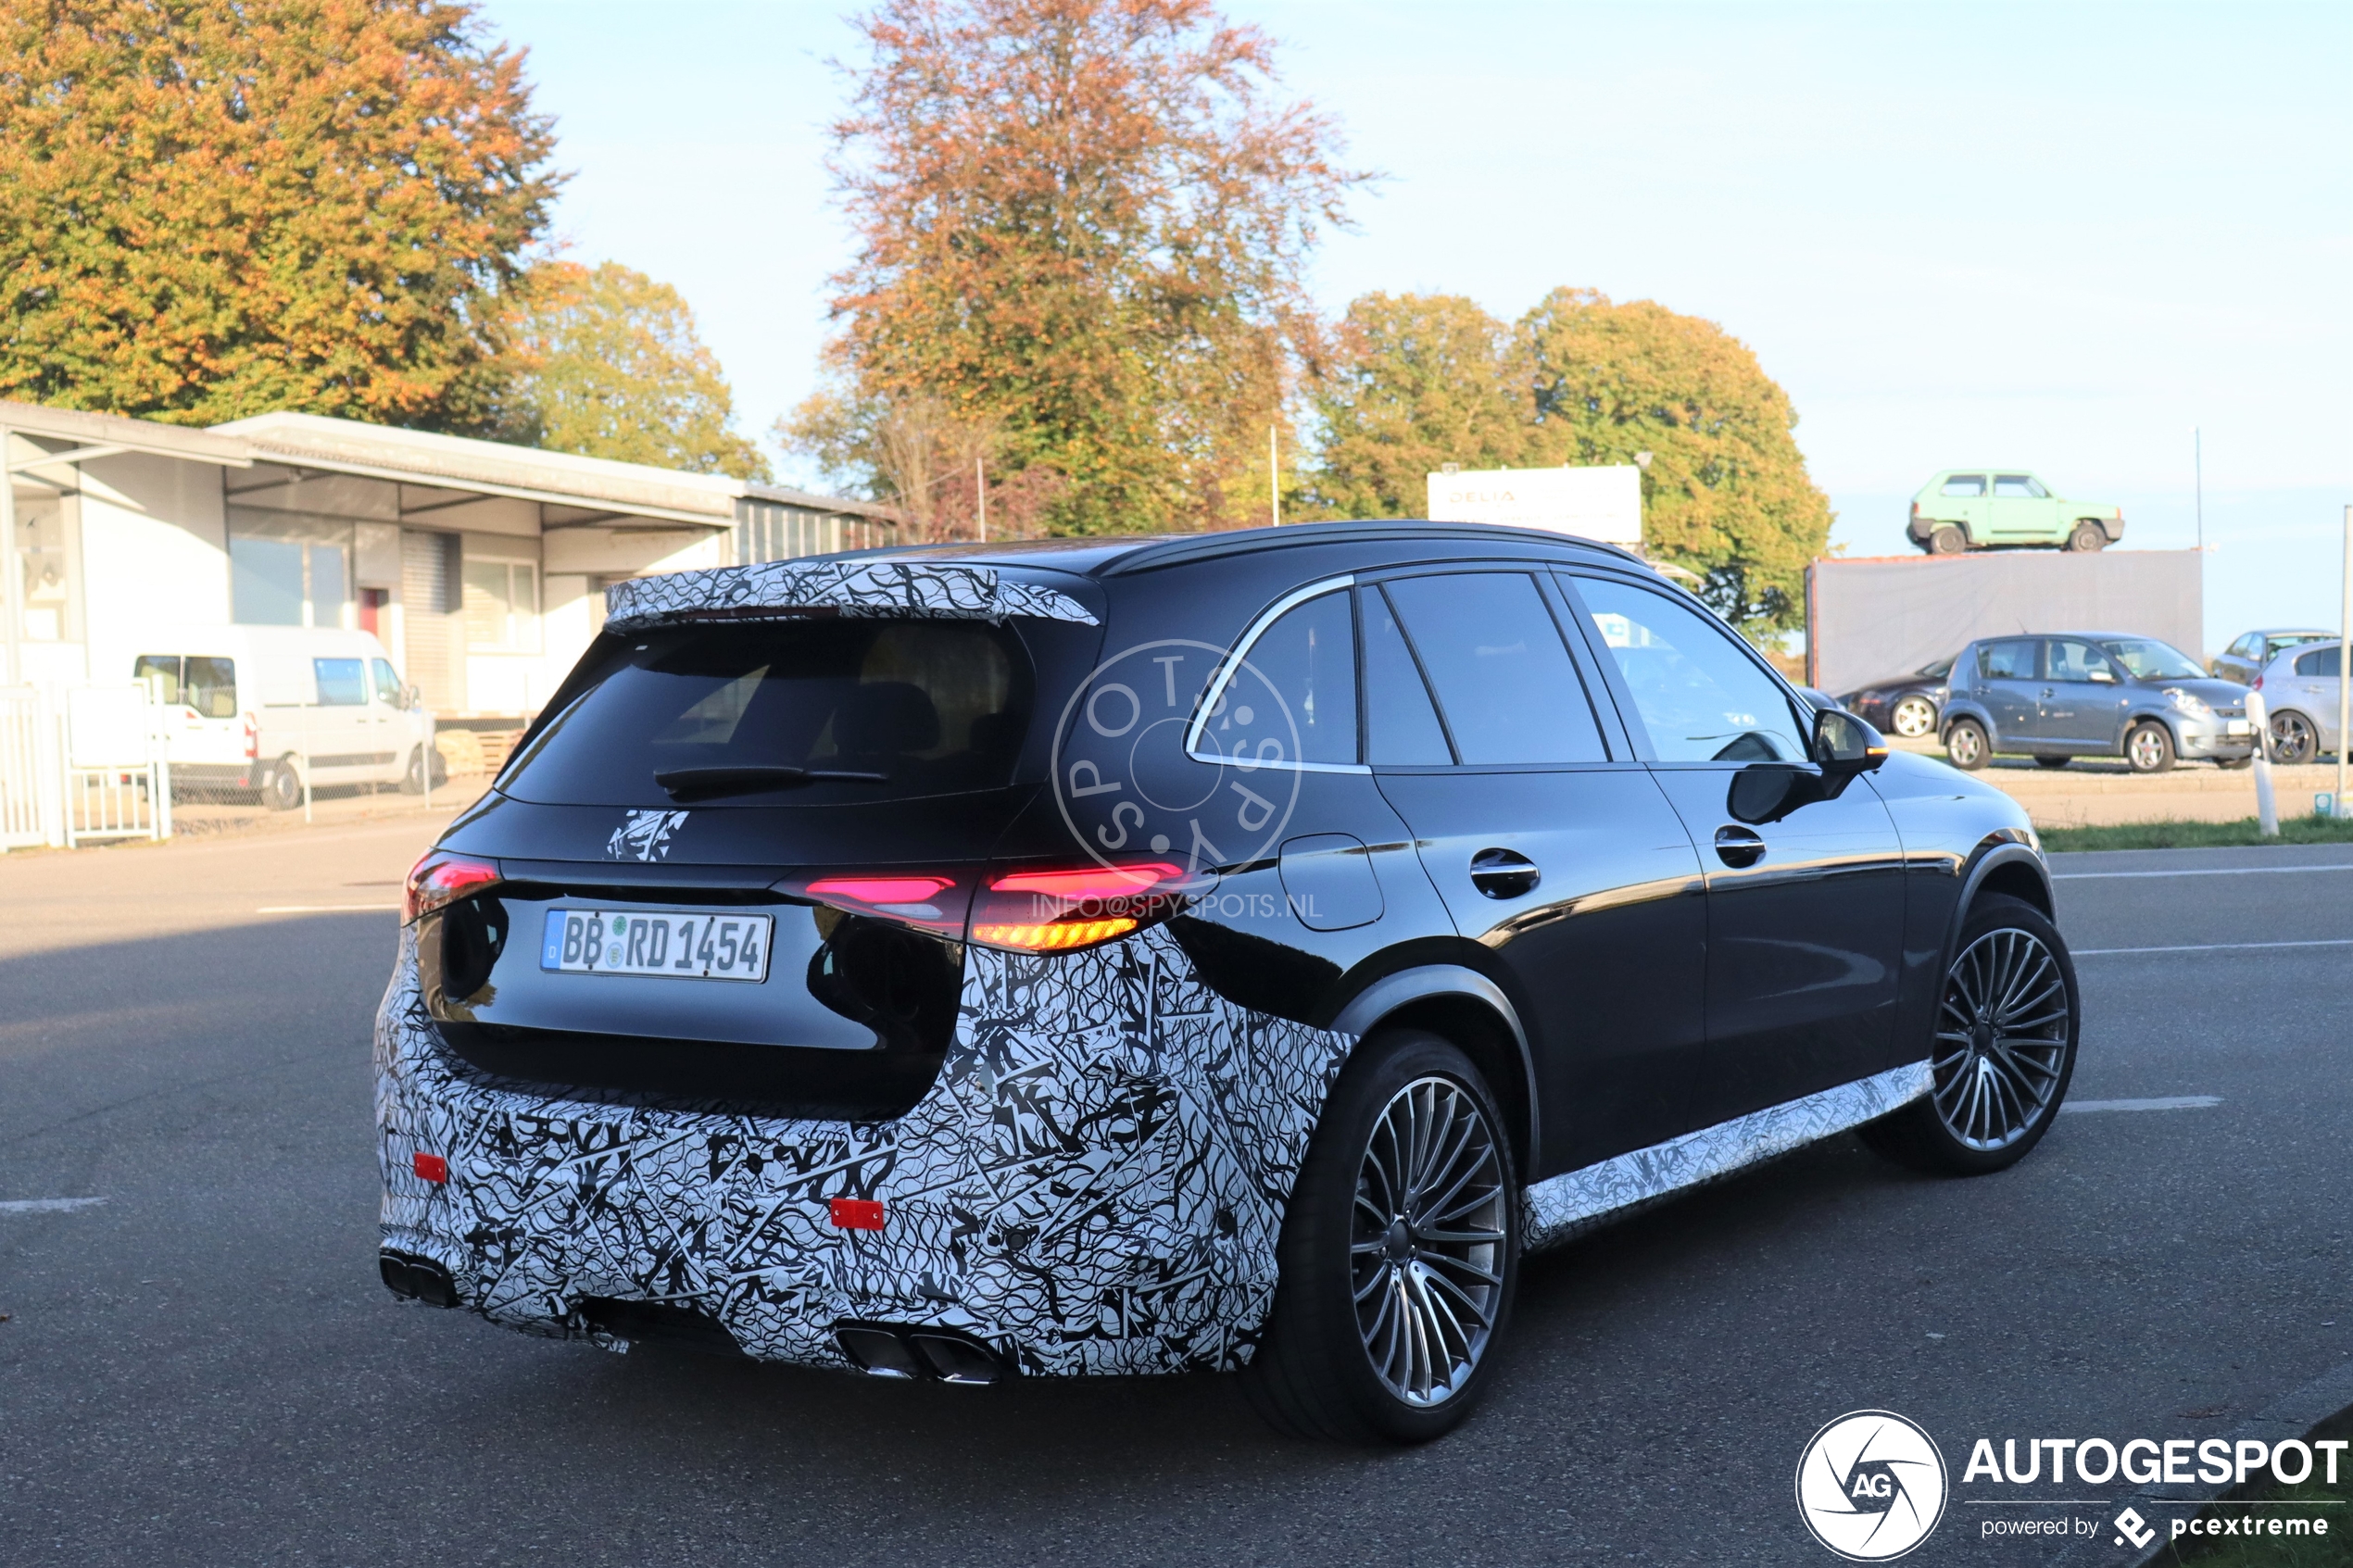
xmin=502 ymin=261 xmax=769 ymax=480
xmin=0 ymin=0 xmax=558 ymax=429
xmin=800 ymin=0 xmax=1366 ymax=535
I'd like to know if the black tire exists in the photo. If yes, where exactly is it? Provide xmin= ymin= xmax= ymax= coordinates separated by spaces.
xmin=2215 ymin=755 xmax=2253 ymax=771
xmin=260 ymin=759 xmax=304 ymax=811
xmin=1859 ymin=893 xmax=2079 ymax=1176
xmin=1928 ymin=524 xmax=1968 ymax=556
xmin=2066 ymin=521 xmax=2107 ymax=553
xmin=2269 ymin=711 xmax=2318 ymax=766
xmin=1944 ymin=718 xmax=1990 ymax=771
xmin=2124 ymin=721 xmax=2175 ymax=774
xmin=398 ymin=745 xmax=449 ymax=794
xmin=2033 ymin=755 xmax=2070 ymax=770
xmin=1243 ymin=1029 xmax=1519 ymax=1445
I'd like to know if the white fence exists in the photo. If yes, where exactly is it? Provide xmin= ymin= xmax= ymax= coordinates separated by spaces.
xmin=0 ymin=683 xmax=172 ymax=849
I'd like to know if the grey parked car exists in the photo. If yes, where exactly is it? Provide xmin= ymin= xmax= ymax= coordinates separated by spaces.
xmin=2256 ymin=642 xmax=2345 ymax=764
xmin=2212 ymin=627 xmax=2335 ymax=686
xmin=1938 ymin=633 xmax=2257 ymax=773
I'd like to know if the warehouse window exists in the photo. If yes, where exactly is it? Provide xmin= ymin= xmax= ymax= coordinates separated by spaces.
xmin=464 ymin=558 xmax=540 ymax=651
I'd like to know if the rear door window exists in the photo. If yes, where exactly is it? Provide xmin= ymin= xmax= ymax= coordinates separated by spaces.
xmin=501 ymin=620 xmax=1035 ymax=807
xmin=133 ymin=655 xmax=182 ymax=705
xmin=186 ymin=658 xmax=236 ymax=718
xmin=1569 ymin=575 xmax=1804 ymax=763
xmin=1979 ymin=640 xmax=2039 ymax=681
xmin=2296 ymin=646 xmax=2342 ymax=678
xmin=1383 ymin=572 xmax=1608 ymax=765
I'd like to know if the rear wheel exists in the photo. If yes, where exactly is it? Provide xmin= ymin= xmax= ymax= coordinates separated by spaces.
xmin=2269 ymin=710 xmax=2318 ymax=766
xmin=1860 ymin=894 xmax=2078 ymax=1175
xmin=1944 ymin=718 xmax=1990 ymax=771
xmin=1890 ymin=695 xmax=1938 ymax=738
xmin=1244 ymin=1029 xmax=1518 ymax=1445
xmin=2066 ymin=522 xmax=2108 ymax=553
xmin=260 ymin=758 xmax=304 ymax=811
xmin=1928 ymin=525 xmax=1968 ymax=556
xmin=2124 ymin=721 xmax=2175 ymax=773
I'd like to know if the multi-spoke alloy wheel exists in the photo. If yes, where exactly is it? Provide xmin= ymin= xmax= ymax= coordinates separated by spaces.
xmin=1931 ymin=928 xmax=2070 ymax=1149
xmin=1350 ymin=1076 xmax=1508 ymax=1407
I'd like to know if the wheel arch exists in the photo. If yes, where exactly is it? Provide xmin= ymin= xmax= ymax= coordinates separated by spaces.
xmin=1944 ymin=841 xmax=2055 ymax=969
xmin=1330 ymin=966 xmax=1539 ymax=1179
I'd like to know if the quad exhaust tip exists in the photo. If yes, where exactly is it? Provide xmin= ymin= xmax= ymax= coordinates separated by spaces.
xmin=834 ymin=1322 xmax=1010 ymax=1385
xmin=379 ymin=1249 xmax=459 ymax=1309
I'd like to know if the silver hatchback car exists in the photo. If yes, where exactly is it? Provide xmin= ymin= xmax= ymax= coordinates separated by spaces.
xmin=2256 ymin=641 xmax=2345 ymax=764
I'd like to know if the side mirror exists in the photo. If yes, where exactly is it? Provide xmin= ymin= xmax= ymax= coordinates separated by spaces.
xmin=405 ymin=684 xmax=423 ymax=711
xmin=1813 ymin=707 xmax=1887 ymax=777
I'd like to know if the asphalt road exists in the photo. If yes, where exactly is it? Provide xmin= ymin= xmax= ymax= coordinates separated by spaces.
xmin=2 ymin=824 xmax=2348 ymax=1567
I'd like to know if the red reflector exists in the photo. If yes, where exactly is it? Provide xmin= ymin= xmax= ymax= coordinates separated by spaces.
xmin=829 ymin=1198 xmax=886 ymax=1231
xmin=413 ymin=1152 xmax=448 ymax=1185
xmin=806 ymin=876 xmax=954 ymax=904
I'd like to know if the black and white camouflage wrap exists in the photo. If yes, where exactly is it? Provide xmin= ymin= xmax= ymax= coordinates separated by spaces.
xmin=375 ymin=922 xmax=1353 ymax=1375
xmin=603 ymin=559 xmax=1098 ymax=633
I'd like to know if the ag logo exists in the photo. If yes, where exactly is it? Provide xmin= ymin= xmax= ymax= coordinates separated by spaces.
xmin=1795 ymin=1410 xmax=1949 ymax=1561
xmin=1049 ymin=637 xmax=1303 ymax=887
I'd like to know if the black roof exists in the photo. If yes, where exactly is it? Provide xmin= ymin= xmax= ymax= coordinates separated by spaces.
xmin=847 ymin=520 xmax=1646 ymax=579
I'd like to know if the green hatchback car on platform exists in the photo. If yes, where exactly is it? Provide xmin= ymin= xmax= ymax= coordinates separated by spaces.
xmin=1907 ymin=470 xmax=2124 ymax=555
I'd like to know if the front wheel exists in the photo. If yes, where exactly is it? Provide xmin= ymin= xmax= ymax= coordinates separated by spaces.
xmin=1243 ymin=1030 xmax=1518 ymax=1445
xmin=1890 ymin=695 xmax=1938 ymax=738
xmin=1944 ymin=718 xmax=1990 ymax=771
xmin=1860 ymin=893 xmax=2079 ymax=1175
xmin=2269 ymin=711 xmax=2318 ymax=766
xmin=2124 ymin=721 xmax=2175 ymax=773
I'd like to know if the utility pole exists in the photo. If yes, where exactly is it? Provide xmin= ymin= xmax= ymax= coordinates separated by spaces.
xmin=1270 ymin=426 xmax=1281 ymax=527
xmin=2194 ymin=429 xmax=2203 ymax=552
xmin=975 ymin=456 xmax=987 ymax=543
xmin=2337 ymin=504 xmax=2349 ymax=818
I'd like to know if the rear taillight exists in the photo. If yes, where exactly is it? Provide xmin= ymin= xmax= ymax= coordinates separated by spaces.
xmin=969 ymin=861 xmax=1189 ymax=953
xmin=404 ymin=854 xmax=501 ymax=924
xmin=242 ymin=712 xmax=258 ymax=760
xmin=2253 ymin=674 xmax=2264 ymax=689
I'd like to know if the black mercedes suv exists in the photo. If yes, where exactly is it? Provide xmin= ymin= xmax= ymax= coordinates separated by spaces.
xmin=379 ymin=522 xmax=2076 ymax=1443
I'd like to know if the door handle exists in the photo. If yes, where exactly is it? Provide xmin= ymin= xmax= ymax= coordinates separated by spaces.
xmin=1468 ymin=847 xmax=1541 ymax=899
xmin=1714 ymin=825 xmax=1767 ymax=869
xmin=2039 ymin=687 xmax=2055 ymax=698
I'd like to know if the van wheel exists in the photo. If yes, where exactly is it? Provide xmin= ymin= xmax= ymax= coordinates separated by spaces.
xmin=1944 ymin=719 xmax=1990 ymax=771
xmin=2124 ymin=721 xmax=2175 ymax=773
xmin=1243 ymin=1029 xmax=1518 ymax=1445
xmin=260 ymin=759 xmax=304 ymax=812
xmin=2066 ymin=522 xmax=2108 ymax=552
xmin=1928 ymin=525 xmax=1968 ymax=555
xmin=399 ymin=746 xmax=447 ymax=794
xmin=1860 ymin=894 xmax=2078 ymax=1175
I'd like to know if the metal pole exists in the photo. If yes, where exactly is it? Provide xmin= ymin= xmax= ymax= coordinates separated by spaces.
xmin=2246 ymin=688 xmax=2278 ymax=836
xmin=2337 ymin=504 xmax=2349 ymax=818
xmin=1 ymin=423 xmax=21 ymax=687
xmin=975 ymin=457 xmax=987 ymax=543
xmin=2194 ymin=428 xmax=2203 ymax=554
xmin=1270 ymin=426 xmax=1281 ymax=527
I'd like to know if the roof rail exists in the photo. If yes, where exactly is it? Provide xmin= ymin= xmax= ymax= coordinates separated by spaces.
xmin=1097 ymin=520 xmax=1644 ymax=576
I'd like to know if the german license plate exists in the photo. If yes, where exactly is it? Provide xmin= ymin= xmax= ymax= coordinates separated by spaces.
xmin=538 ymin=909 xmax=772 ymax=982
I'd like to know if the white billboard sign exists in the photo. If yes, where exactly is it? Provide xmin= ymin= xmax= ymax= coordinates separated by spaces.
xmin=1425 ymin=464 xmax=1643 ymax=545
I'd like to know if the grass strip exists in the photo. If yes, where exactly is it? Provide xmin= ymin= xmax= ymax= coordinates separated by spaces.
xmin=2041 ymin=817 xmax=2353 ymax=853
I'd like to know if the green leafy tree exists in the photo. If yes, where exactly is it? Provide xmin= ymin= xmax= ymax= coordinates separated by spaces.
xmin=805 ymin=0 xmax=1366 ymax=535
xmin=505 ymin=261 xmax=769 ymax=480
xmin=1302 ymin=293 xmax=1534 ymax=519
xmin=0 ymin=0 xmax=558 ymax=428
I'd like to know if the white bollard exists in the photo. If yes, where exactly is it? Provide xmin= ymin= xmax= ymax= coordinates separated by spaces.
xmin=2246 ymin=688 xmax=2278 ymax=837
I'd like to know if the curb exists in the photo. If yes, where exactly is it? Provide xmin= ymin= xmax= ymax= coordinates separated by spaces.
xmin=2045 ymin=1354 xmax=2353 ymax=1567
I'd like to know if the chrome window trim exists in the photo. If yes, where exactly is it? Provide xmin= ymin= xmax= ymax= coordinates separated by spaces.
xmin=1182 ymin=574 xmax=1362 ymax=772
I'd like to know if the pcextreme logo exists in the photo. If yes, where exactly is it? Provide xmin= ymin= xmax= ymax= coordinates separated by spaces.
xmin=1796 ymin=1410 xmax=1950 ymax=1562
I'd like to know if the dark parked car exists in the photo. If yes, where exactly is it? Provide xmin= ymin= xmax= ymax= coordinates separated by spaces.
xmin=1839 ymin=657 xmax=1955 ymax=739
xmin=1938 ymin=633 xmax=2256 ymax=773
xmin=381 ymin=523 xmax=2076 ymax=1443
xmin=2211 ymin=627 xmax=2335 ymax=686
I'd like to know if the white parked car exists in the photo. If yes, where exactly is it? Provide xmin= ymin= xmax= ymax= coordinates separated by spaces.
xmin=2256 ymin=640 xmax=2344 ymax=765
xmin=129 ymin=627 xmax=442 ymax=809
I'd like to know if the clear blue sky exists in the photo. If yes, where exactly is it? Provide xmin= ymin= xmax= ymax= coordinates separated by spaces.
xmin=477 ymin=0 xmax=2351 ymax=652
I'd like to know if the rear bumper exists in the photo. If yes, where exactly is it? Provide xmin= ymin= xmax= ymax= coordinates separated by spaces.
xmin=374 ymin=925 xmax=1352 ymax=1377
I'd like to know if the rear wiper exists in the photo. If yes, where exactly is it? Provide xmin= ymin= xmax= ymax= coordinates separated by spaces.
xmin=654 ymin=765 xmax=887 ymax=800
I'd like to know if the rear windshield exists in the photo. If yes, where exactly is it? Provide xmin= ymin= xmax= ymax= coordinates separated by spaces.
xmin=501 ymin=620 xmax=1035 ymax=808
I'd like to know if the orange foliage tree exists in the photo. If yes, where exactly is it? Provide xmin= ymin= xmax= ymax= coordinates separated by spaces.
xmin=802 ymin=0 xmax=1367 ymax=534
xmin=0 ymin=0 xmax=559 ymax=428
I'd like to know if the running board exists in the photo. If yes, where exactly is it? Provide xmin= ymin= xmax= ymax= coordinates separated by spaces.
xmin=1522 ymin=1060 xmax=1933 ymax=1252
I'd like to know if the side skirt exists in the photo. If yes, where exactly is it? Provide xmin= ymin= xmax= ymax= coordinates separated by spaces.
xmin=1522 ymin=1061 xmax=1932 ymax=1252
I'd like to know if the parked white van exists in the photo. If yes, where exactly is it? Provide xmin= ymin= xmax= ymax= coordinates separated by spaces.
xmin=126 ymin=628 xmax=442 ymax=809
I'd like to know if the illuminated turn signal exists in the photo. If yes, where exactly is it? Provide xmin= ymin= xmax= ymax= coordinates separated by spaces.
xmin=971 ymin=918 xmax=1140 ymax=951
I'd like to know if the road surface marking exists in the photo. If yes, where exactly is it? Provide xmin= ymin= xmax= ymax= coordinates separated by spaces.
xmin=2054 ymin=865 xmax=2353 ymax=880
xmin=257 ymin=905 xmax=402 ymax=913
xmin=2060 ymin=1097 xmax=2221 ymax=1114
xmin=2074 ymin=938 xmax=2353 ymax=955
xmin=0 ymin=1197 xmax=107 ymax=1213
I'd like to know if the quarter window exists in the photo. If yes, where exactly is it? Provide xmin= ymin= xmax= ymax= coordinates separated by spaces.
xmin=1383 ymin=572 xmax=1608 ymax=765
xmin=1215 ymin=589 xmax=1359 ymax=766
xmin=1940 ymin=474 xmax=1987 ymax=497
xmin=2295 ymin=646 xmax=2342 ymax=678
xmin=1361 ymin=585 xmax=1453 ymax=765
xmin=1571 ymin=576 xmax=1804 ymax=763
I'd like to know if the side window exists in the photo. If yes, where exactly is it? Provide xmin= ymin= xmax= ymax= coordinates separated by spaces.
xmin=313 ymin=657 xmax=368 ymax=707
xmin=1218 ymin=589 xmax=1357 ymax=766
xmin=1383 ymin=572 xmax=1607 ymax=765
xmin=2227 ymin=634 xmax=2258 ymax=659
xmin=1979 ymin=640 xmax=2039 ymax=681
xmin=185 ymin=658 xmax=237 ymax=719
xmin=132 ymin=655 xmax=182 ymax=706
xmin=1993 ymin=474 xmax=2037 ymax=498
xmin=1940 ymin=474 xmax=1987 ymax=497
xmin=2296 ymin=646 xmax=2341 ymax=678
xmin=1360 ymin=585 xmax=1452 ymax=765
xmin=1571 ymin=575 xmax=1805 ymax=763
xmin=2047 ymin=639 xmax=2117 ymax=684
xmin=371 ymin=658 xmax=405 ymax=707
